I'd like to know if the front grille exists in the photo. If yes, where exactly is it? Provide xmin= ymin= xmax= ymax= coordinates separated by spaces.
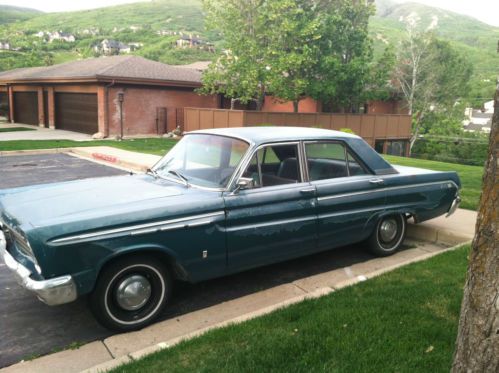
xmin=2 ymin=225 xmax=35 ymax=260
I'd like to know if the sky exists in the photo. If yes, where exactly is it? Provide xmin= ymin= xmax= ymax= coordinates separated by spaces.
xmin=1 ymin=0 xmax=498 ymax=27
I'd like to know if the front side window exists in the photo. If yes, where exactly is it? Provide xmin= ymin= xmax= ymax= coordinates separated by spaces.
xmin=154 ymin=134 xmax=249 ymax=188
xmin=242 ymin=144 xmax=301 ymax=188
xmin=306 ymin=142 xmax=367 ymax=181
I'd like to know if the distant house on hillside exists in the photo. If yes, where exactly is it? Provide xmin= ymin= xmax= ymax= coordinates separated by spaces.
xmin=48 ymin=31 xmax=76 ymax=43
xmin=463 ymin=101 xmax=493 ymax=133
xmin=0 ymin=41 xmax=10 ymax=50
xmin=175 ymin=34 xmax=215 ymax=52
xmin=94 ymin=39 xmax=138 ymax=55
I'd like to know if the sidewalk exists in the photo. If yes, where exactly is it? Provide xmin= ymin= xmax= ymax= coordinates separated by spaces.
xmin=0 ymin=123 xmax=92 ymax=141
xmin=0 ymin=146 xmax=477 ymax=373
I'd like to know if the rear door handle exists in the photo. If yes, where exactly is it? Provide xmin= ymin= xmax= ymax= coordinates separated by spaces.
xmin=369 ymin=178 xmax=385 ymax=185
xmin=300 ymin=187 xmax=316 ymax=195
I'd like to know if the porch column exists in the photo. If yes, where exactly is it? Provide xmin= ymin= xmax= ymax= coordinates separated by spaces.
xmin=37 ymin=87 xmax=45 ymax=127
xmin=97 ymin=86 xmax=109 ymax=137
xmin=8 ymin=86 xmax=14 ymax=123
xmin=47 ymin=87 xmax=55 ymax=129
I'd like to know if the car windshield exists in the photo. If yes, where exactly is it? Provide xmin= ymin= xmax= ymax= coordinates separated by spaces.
xmin=153 ymin=134 xmax=250 ymax=189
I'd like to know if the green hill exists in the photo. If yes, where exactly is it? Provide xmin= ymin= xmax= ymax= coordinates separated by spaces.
xmin=0 ymin=5 xmax=42 ymax=24
xmin=0 ymin=0 xmax=497 ymax=101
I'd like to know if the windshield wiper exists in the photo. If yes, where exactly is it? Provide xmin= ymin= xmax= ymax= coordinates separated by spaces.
xmin=146 ymin=168 xmax=161 ymax=179
xmin=168 ymin=170 xmax=190 ymax=187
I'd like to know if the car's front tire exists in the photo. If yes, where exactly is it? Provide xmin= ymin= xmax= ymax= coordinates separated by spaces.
xmin=89 ymin=255 xmax=171 ymax=331
xmin=367 ymin=214 xmax=406 ymax=257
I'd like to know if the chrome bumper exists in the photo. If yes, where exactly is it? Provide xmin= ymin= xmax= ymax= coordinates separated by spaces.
xmin=446 ymin=195 xmax=461 ymax=217
xmin=0 ymin=230 xmax=77 ymax=306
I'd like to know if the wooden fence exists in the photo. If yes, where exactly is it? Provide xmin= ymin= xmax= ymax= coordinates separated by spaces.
xmin=184 ymin=108 xmax=412 ymax=147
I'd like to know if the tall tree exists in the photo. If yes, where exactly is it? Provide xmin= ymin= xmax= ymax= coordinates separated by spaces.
xmin=309 ymin=0 xmax=374 ymax=113
xmin=263 ymin=0 xmax=320 ymax=112
xmin=394 ymin=17 xmax=472 ymax=150
xmin=200 ymin=0 xmax=270 ymax=110
xmin=451 ymin=77 xmax=499 ymax=372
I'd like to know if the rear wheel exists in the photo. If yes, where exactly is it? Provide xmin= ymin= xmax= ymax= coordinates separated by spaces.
xmin=367 ymin=214 xmax=406 ymax=257
xmin=89 ymin=255 xmax=171 ymax=331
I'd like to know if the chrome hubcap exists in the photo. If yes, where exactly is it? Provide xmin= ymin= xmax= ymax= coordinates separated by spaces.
xmin=379 ymin=219 xmax=398 ymax=243
xmin=115 ymin=275 xmax=152 ymax=311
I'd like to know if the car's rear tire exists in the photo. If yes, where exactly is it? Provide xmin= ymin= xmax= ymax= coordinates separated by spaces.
xmin=89 ymin=255 xmax=171 ymax=331
xmin=367 ymin=214 xmax=406 ymax=257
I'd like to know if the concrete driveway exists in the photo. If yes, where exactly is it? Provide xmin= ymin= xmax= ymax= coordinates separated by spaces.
xmin=0 ymin=123 xmax=91 ymax=141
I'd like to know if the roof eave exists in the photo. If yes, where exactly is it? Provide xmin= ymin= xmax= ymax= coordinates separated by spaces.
xmin=96 ymin=75 xmax=202 ymax=88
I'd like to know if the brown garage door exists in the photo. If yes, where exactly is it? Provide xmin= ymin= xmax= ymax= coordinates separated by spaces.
xmin=0 ymin=92 xmax=8 ymax=118
xmin=14 ymin=92 xmax=38 ymax=125
xmin=55 ymin=93 xmax=98 ymax=134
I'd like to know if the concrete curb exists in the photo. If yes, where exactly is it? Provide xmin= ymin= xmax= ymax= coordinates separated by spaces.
xmin=0 ymin=147 xmax=154 ymax=173
xmin=81 ymin=240 xmax=470 ymax=373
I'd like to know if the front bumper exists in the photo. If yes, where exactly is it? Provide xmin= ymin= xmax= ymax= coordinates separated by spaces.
xmin=0 ymin=230 xmax=77 ymax=306
xmin=446 ymin=195 xmax=461 ymax=217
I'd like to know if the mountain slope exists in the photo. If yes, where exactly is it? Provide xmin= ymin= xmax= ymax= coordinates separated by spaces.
xmin=0 ymin=5 xmax=42 ymax=24
xmin=0 ymin=0 xmax=497 ymax=96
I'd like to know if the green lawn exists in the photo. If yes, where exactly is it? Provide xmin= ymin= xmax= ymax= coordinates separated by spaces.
xmin=0 ymin=138 xmax=177 ymax=156
xmin=384 ymin=155 xmax=483 ymax=211
xmin=110 ymin=245 xmax=469 ymax=373
xmin=0 ymin=138 xmax=482 ymax=210
xmin=0 ymin=127 xmax=36 ymax=132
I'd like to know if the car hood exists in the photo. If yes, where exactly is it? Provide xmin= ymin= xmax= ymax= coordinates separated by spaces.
xmin=0 ymin=174 xmax=205 ymax=230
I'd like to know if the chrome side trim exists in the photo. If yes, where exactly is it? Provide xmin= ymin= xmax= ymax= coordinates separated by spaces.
xmin=319 ymin=206 xmax=384 ymax=219
xmin=317 ymin=180 xmax=459 ymax=202
xmin=50 ymin=211 xmax=225 ymax=244
xmin=225 ymin=215 xmax=316 ymax=232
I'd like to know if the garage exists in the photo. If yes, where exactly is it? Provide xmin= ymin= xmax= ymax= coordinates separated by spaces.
xmin=55 ymin=93 xmax=98 ymax=134
xmin=0 ymin=92 xmax=8 ymax=118
xmin=13 ymin=92 xmax=38 ymax=125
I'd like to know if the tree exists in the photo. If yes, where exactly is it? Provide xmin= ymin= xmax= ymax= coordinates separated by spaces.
xmin=451 ymin=80 xmax=499 ymax=371
xmin=263 ymin=0 xmax=320 ymax=112
xmin=363 ymin=44 xmax=396 ymax=103
xmin=200 ymin=0 xmax=271 ymax=110
xmin=394 ymin=16 xmax=472 ymax=151
xmin=309 ymin=0 xmax=374 ymax=113
xmin=200 ymin=0 xmax=375 ymax=112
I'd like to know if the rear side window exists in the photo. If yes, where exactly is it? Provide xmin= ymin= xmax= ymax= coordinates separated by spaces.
xmin=306 ymin=142 xmax=367 ymax=181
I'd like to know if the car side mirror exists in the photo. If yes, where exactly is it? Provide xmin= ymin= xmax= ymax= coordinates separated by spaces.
xmin=233 ymin=177 xmax=254 ymax=194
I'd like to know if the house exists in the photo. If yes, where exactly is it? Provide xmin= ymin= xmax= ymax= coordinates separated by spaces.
xmin=0 ymin=41 xmax=10 ymax=51
xmin=175 ymin=35 xmax=215 ymax=52
xmin=0 ymin=56 xmax=220 ymax=136
xmin=48 ymin=31 xmax=76 ymax=43
xmin=94 ymin=39 xmax=132 ymax=55
xmin=463 ymin=101 xmax=493 ymax=133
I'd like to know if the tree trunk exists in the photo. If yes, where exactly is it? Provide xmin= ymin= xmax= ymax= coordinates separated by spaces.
xmin=293 ymin=100 xmax=299 ymax=113
xmin=230 ymin=98 xmax=236 ymax=110
xmin=451 ymin=83 xmax=499 ymax=372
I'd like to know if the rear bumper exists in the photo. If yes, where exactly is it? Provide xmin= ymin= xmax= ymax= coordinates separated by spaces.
xmin=446 ymin=195 xmax=461 ymax=217
xmin=0 ymin=230 xmax=77 ymax=306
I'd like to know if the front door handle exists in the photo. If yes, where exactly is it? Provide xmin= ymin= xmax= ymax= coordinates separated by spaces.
xmin=369 ymin=178 xmax=385 ymax=185
xmin=300 ymin=187 xmax=316 ymax=195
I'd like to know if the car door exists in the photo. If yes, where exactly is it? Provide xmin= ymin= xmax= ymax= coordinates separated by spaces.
xmin=223 ymin=142 xmax=318 ymax=272
xmin=304 ymin=141 xmax=386 ymax=250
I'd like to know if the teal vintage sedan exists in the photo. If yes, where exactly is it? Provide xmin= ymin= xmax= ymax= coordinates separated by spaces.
xmin=0 ymin=127 xmax=461 ymax=330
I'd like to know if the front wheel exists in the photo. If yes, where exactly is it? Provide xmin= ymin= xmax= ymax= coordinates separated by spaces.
xmin=89 ymin=255 xmax=171 ymax=331
xmin=367 ymin=214 xmax=406 ymax=257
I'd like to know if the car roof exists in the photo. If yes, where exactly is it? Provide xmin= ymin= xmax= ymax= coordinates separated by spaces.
xmin=189 ymin=126 xmax=359 ymax=145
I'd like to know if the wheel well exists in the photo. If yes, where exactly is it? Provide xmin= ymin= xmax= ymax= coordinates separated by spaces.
xmin=98 ymin=249 xmax=186 ymax=282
